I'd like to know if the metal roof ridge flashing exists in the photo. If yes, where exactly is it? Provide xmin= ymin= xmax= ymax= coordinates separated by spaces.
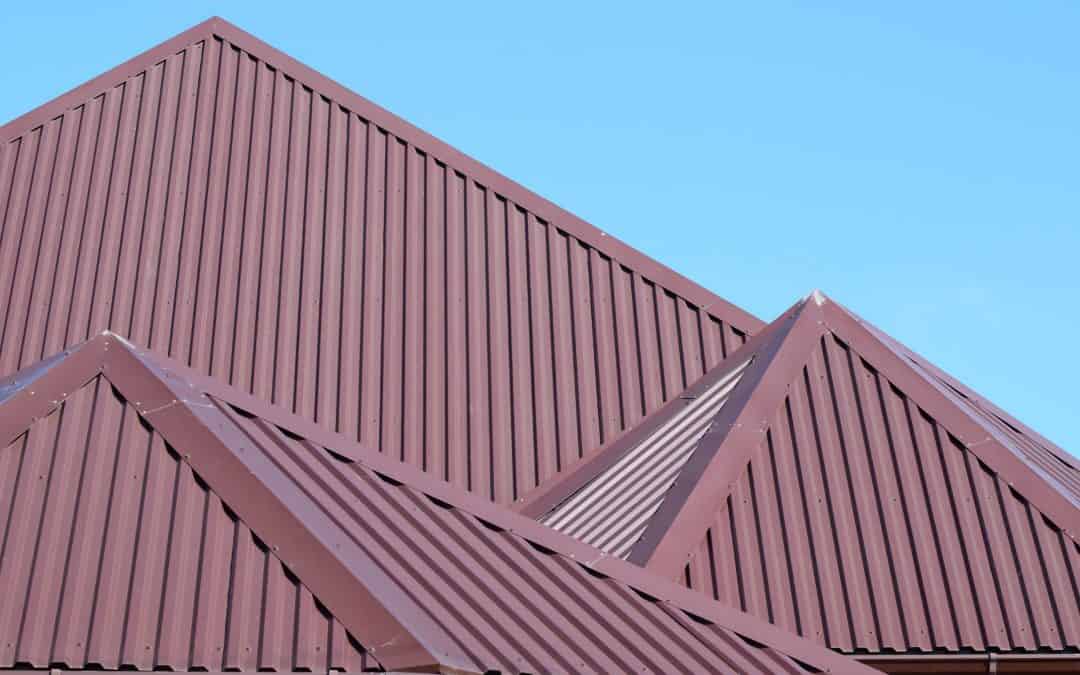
xmin=0 ymin=335 xmax=440 ymax=671
xmin=0 ymin=335 xmax=114 ymax=447
xmin=41 ymin=337 xmax=871 ymax=673
xmin=816 ymin=297 xmax=1080 ymax=542
xmin=625 ymin=296 xmax=829 ymax=576
xmin=512 ymin=305 xmax=798 ymax=519
xmin=92 ymin=341 xmax=444 ymax=671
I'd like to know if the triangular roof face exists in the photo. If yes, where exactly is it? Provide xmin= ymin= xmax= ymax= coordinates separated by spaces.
xmin=0 ymin=334 xmax=873 ymax=674
xmin=522 ymin=291 xmax=1080 ymax=660
xmin=0 ymin=16 xmax=762 ymax=507
xmin=0 ymin=373 xmax=373 ymax=671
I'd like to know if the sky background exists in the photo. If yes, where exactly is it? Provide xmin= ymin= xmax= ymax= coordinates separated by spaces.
xmin=1 ymin=1 xmax=1076 ymax=454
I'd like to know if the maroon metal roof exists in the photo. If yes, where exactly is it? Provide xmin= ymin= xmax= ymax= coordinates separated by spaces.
xmin=519 ymin=291 xmax=1080 ymax=665
xmin=0 ymin=333 xmax=872 ymax=674
xmin=538 ymin=358 xmax=752 ymax=558
xmin=0 ymin=375 xmax=373 ymax=671
xmin=0 ymin=16 xmax=760 ymax=506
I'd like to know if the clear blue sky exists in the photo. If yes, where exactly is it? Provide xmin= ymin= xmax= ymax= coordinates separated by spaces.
xmin=1 ymin=1 xmax=1076 ymax=454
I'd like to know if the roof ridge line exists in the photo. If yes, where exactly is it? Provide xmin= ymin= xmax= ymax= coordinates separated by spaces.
xmin=0 ymin=332 xmax=440 ymax=671
xmin=1 ymin=16 xmax=762 ymax=331
xmin=205 ymin=17 xmax=762 ymax=329
xmin=627 ymin=296 xmax=829 ymax=575
xmin=626 ymin=291 xmax=1079 ymax=578
xmin=0 ymin=333 xmax=873 ymax=673
xmin=126 ymin=333 xmax=872 ymax=673
xmin=513 ymin=298 xmax=803 ymax=519
xmin=0 ymin=334 xmax=109 ymax=446
xmin=819 ymin=300 xmax=1080 ymax=543
xmin=848 ymin=303 xmax=1077 ymax=471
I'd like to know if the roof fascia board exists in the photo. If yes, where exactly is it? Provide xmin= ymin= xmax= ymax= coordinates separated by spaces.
xmin=860 ymin=652 xmax=1080 ymax=674
xmin=628 ymin=299 xmax=827 ymax=575
xmin=513 ymin=308 xmax=792 ymax=518
xmin=819 ymin=300 xmax=1080 ymax=542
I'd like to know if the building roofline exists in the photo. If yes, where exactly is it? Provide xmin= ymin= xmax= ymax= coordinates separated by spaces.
xmin=513 ymin=296 xmax=803 ymax=520
xmin=0 ymin=15 xmax=763 ymax=335
xmin=629 ymin=295 xmax=829 ymax=574
xmin=0 ymin=333 xmax=873 ymax=674
xmin=520 ymin=289 xmax=1079 ymax=581
xmin=0 ymin=333 xmax=440 ymax=671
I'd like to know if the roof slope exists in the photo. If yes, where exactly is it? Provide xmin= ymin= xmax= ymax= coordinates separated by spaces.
xmin=521 ymin=291 xmax=1080 ymax=661
xmin=0 ymin=17 xmax=760 ymax=506
xmin=0 ymin=333 xmax=872 ymax=674
xmin=537 ymin=357 xmax=752 ymax=557
xmin=0 ymin=376 xmax=373 ymax=671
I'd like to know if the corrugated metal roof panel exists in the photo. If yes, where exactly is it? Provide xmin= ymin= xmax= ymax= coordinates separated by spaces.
xmin=522 ymin=291 xmax=1080 ymax=661
xmin=541 ymin=359 xmax=751 ymax=557
xmin=0 ymin=377 xmax=373 ymax=672
xmin=0 ymin=17 xmax=759 ymax=506
xmin=682 ymin=329 xmax=1080 ymax=654
xmin=0 ymin=333 xmax=874 ymax=674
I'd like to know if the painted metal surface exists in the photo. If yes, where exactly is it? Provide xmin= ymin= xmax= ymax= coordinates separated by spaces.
xmin=0 ymin=333 xmax=875 ymax=674
xmin=0 ymin=17 xmax=759 ymax=506
xmin=681 ymin=327 xmax=1080 ymax=655
xmin=521 ymin=292 xmax=1080 ymax=663
xmin=540 ymin=359 xmax=751 ymax=557
xmin=0 ymin=377 xmax=373 ymax=672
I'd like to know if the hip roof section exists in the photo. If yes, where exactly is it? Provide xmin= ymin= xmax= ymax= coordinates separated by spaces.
xmin=0 ymin=16 xmax=761 ymax=507
xmin=519 ymin=290 xmax=1080 ymax=660
xmin=0 ymin=333 xmax=872 ymax=674
xmin=540 ymin=358 xmax=752 ymax=558
xmin=0 ymin=375 xmax=374 ymax=672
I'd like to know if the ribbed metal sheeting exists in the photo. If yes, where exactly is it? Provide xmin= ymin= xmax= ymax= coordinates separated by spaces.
xmin=542 ymin=359 xmax=752 ymax=557
xmin=928 ymin=369 xmax=1080 ymax=505
xmin=0 ymin=378 xmax=373 ymax=672
xmin=212 ymin=396 xmax=820 ymax=675
xmin=0 ymin=26 xmax=752 ymax=507
xmin=681 ymin=332 xmax=1080 ymax=655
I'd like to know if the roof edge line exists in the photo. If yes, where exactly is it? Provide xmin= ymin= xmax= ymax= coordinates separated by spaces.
xmin=0 ymin=17 xmax=222 ymax=143
xmin=95 ymin=341 xmax=443 ymax=671
xmin=0 ymin=334 xmax=111 ymax=446
xmin=1 ymin=15 xmax=762 ymax=332
xmin=628 ymin=298 xmax=827 ymax=575
xmin=852 ymin=303 xmax=1077 ymax=472
xmin=201 ymin=17 xmax=762 ymax=331
xmin=820 ymin=301 xmax=1080 ymax=543
xmin=99 ymin=335 xmax=871 ymax=673
xmin=513 ymin=322 xmax=777 ymax=519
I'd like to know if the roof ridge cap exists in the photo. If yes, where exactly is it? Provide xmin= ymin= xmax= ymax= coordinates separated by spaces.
xmin=5 ymin=335 xmax=869 ymax=672
xmin=627 ymin=296 xmax=828 ymax=574
xmin=819 ymin=300 xmax=1080 ymax=542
